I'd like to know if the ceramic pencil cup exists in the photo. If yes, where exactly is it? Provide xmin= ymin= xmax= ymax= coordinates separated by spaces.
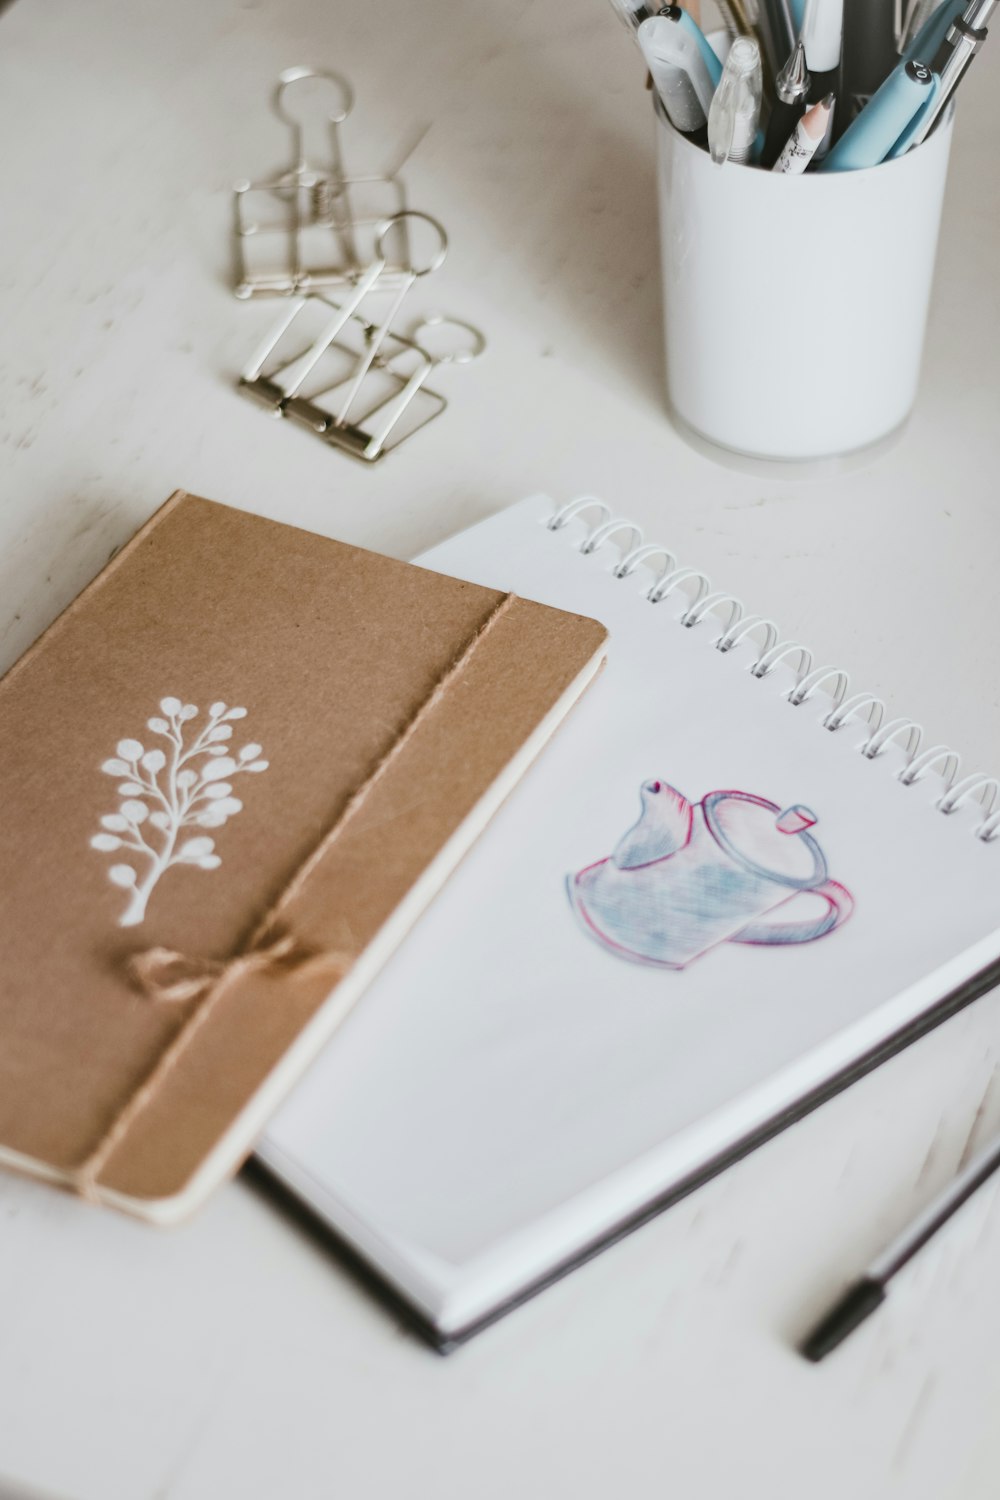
xmin=654 ymin=100 xmax=954 ymax=463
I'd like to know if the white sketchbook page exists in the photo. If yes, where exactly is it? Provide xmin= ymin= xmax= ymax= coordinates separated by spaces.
xmin=263 ymin=495 xmax=1000 ymax=1279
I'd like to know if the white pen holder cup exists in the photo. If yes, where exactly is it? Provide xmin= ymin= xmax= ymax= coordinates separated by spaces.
xmin=655 ymin=101 xmax=954 ymax=463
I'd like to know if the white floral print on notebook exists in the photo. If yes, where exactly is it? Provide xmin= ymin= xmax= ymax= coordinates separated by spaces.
xmin=91 ymin=697 xmax=269 ymax=927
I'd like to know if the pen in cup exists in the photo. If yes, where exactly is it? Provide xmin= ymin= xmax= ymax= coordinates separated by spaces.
xmin=822 ymin=57 xmax=935 ymax=169
xmin=668 ymin=2 xmax=725 ymax=82
xmin=903 ymin=0 xmax=995 ymax=146
xmin=638 ymin=13 xmax=717 ymax=136
xmin=902 ymin=0 xmax=965 ymax=59
xmin=840 ymin=0 xmax=899 ymax=123
xmin=764 ymin=0 xmax=798 ymax=55
xmin=609 ymin=0 xmax=724 ymax=86
xmin=760 ymin=39 xmax=810 ymax=167
xmin=748 ymin=0 xmax=794 ymax=87
xmin=708 ymin=35 xmax=763 ymax=164
xmin=611 ymin=0 xmax=977 ymax=170
xmin=607 ymin=0 xmax=663 ymax=32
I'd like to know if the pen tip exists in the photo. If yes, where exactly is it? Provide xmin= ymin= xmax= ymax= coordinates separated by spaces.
xmin=800 ymin=1277 xmax=886 ymax=1363
xmin=776 ymin=38 xmax=809 ymax=96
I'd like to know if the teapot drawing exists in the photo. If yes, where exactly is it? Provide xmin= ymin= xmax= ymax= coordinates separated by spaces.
xmin=567 ymin=781 xmax=853 ymax=970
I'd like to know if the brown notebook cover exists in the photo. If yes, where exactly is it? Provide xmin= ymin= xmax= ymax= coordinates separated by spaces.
xmin=0 ymin=492 xmax=607 ymax=1220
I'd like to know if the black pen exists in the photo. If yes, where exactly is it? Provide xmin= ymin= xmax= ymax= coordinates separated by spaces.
xmin=801 ymin=1129 xmax=1000 ymax=1362
xmin=760 ymin=40 xmax=810 ymax=167
xmin=840 ymin=0 xmax=898 ymax=126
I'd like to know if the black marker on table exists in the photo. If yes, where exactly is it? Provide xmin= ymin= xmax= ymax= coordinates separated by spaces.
xmin=760 ymin=39 xmax=810 ymax=167
xmin=801 ymin=1129 xmax=1000 ymax=1362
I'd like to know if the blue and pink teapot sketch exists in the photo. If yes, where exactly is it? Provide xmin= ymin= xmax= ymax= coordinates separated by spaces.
xmin=567 ymin=781 xmax=853 ymax=970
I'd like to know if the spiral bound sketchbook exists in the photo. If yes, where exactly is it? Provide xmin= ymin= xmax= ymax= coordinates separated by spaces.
xmin=259 ymin=494 xmax=1000 ymax=1348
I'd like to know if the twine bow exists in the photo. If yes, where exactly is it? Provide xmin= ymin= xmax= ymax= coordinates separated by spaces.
xmin=127 ymin=926 xmax=353 ymax=1004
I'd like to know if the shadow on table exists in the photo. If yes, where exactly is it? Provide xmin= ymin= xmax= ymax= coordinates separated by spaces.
xmin=240 ymin=1158 xmax=446 ymax=1356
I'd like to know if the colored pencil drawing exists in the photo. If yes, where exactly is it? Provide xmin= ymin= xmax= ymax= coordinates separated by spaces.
xmin=567 ymin=781 xmax=853 ymax=969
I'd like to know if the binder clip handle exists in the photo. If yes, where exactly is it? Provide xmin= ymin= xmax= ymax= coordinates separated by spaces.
xmin=375 ymin=211 xmax=449 ymax=278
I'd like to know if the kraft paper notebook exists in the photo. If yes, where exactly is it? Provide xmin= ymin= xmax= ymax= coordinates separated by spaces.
xmin=0 ymin=492 xmax=607 ymax=1219
xmin=260 ymin=493 xmax=1000 ymax=1349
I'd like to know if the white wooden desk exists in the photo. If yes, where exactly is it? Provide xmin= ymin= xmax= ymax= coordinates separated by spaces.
xmin=1 ymin=2 xmax=999 ymax=1496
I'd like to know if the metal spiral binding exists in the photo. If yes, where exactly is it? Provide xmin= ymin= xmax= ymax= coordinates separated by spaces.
xmin=547 ymin=496 xmax=1000 ymax=843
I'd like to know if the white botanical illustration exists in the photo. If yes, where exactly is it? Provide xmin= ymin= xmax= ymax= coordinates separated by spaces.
xmin=90 ymin=697 xmax=269 ymax=928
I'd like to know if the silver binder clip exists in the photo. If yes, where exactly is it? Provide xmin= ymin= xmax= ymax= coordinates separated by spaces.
xmin=233 ymin=67 xmax=408 ymax=299
xmin=238 ymin=213 xmax=484 ymax=463
xmin=359 ymin=313 xmax=486 ymax=460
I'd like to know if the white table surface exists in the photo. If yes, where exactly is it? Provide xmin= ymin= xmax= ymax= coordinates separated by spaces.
xmin=2 ymin=1 xmax=1000 ymax=1496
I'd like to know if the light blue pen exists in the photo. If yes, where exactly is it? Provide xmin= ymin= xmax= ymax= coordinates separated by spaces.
xmin=903 ymin=0 xmax=966 ymax=61
xmin=671 ymin=5 xmax=724 ymax=85
xmin=609 ymin=0 xmax=723 ymax=83
xmin=821 ymin=58 xmax=937 ymax=170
